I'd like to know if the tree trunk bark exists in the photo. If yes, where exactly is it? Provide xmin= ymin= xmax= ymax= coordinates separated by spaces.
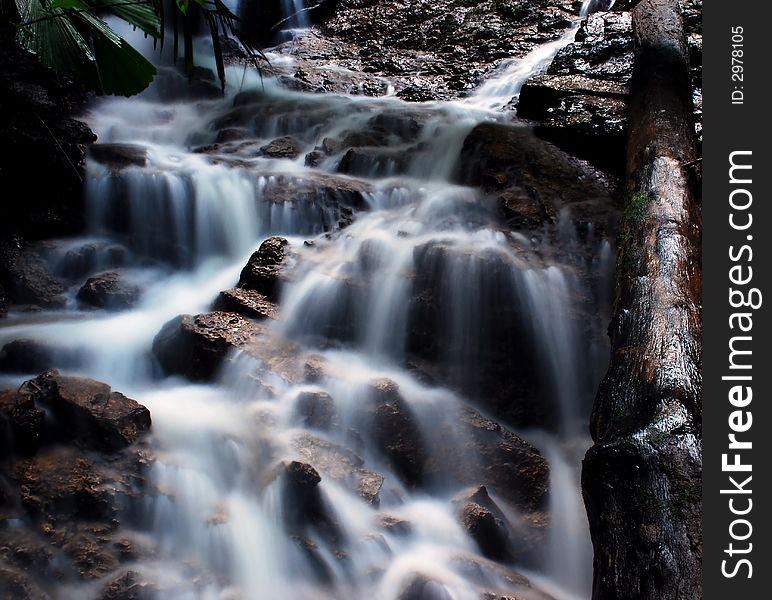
xmin=581 ymin=0 xmax=702 ymax=598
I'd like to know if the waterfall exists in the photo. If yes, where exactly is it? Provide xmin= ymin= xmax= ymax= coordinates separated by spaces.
xmin=0 ymin=5 xmax=616 ymax=599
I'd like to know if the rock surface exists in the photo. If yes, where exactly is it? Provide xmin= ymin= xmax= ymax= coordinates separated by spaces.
xmin=517 ymin=1 xmax=702 ymax=173
xmin=212 ymin=288 xmax=279 ymax=321
xmin=0 ymin=372 xmax=152 ymax=592
xmin=152 ymin=311 xmax=261 ymax=380
xmin=367 ymin=378 xmax=426 ymax=487
xmin=261 ymin=0 xmax=583 ymax=101
xmin=19 ymin=370 xmax=151 ymax=450
xmin=76 ymin=272 xmax=140 ymax=310
xmin=238 ymin=237 xmax=291 ymax=301
xmin=0 ymin=239 xmax=66 ymax=310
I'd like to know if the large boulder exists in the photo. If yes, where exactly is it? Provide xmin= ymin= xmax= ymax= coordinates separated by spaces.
xmin=314 ymin=0 xmax=582 ymax=101
xmin=279 ymin=460 xmax=341 ymax=543
xmin=152 ymin=311 xmax=261 ymax=380
xmin=238 ymin=237 xmax=290 ymax=301
xmin=100 ymin=570 xmax=158 ymax=600
xmin=76 ymin=272 xmax=140 ymax=310
xmin=0 ymin=388 xmax=45 ymax=456
xmin=458 ymin=500 xmax=512 ymax=562
xmin=293 ymin=390 xmax=338 ymax=430
xmin=0 ymin=566 xmax=48 ymax=600
xmin=367 ymin=378 xmax=426 ymax=488
xmin=456 ymin=123 xmax=615 ymax=227
xmin=426 ymin=407 xmax=549 ymax=513
xmin=19 ymin=370 xmax=151 ymax=451
xmin=0 ymin=241 xmax=66 ymax=310
xmin=0 ymin=339 xmax=80 ymax=374
xmin=517 ymin=11 xmax=633 ymax=173
xmin=261 ymin=136 xmax=303 ymax=159
xmin=89 ymin=144 xmax=148 ymax=170
xmin=291 ymin=433 xmax=385 ymax=506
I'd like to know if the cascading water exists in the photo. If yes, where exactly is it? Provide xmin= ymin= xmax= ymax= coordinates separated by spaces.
xmin=0 ymin=2 xmax=616 ymax=598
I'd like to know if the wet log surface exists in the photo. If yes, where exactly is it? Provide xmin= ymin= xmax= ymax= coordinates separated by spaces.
xmin=581 ymin=0 xmax=702 ymax=598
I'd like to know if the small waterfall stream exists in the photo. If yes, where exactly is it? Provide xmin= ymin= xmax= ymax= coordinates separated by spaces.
xmin=0 ymin=2 xmax=614 ymax=599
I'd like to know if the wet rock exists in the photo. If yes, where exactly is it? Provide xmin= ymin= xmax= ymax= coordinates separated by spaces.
xmin=289 ymin=535 xmax=335 ymax=584
xmin=0 ymin=388 xmax=45 ymax=456
xmin=280 ymin=460 xmax=339 ymax=540
xmin=304 ymin=355 xmax=329 ymax=383
xmin=100 ymin=570 xmax=158 ymax=600
xmin=452 ymin=554 xmax=556 ymax=600
xmin=337 ymin=147 xmax=410 ymax=177
xmin=0 ymin=339 xmax=75 ymax=374
xmin=426 ymin=408 xmax=549 ymax=513
xmin=261 ymin=136 xmax=303 ymax=159
xmin=61 ymin=522 xmax=123 ymax=579
xmin=58 ymin=242 xmax=128 ymax=281
xmin=457 ymin=123 xmax=615 ymax=227
xmin=517 ymin=11 xmax=633 ymax=173
xmin=0 ymin=528 xmax=55 ymax=573
xmin=212 ymin=288 xmax=279 ymax=321
xmin=367 ymin=378 xmax=426 ymax=487
xmin=312 ymin=0 xmax=582 ymax=101
xmin=255 ymin=173 xmax=369 ymax=232
xmin=238 ymin=237 xmax=290 ymax=301
xmin=376 ymin=513 xmax=411 ymax=536
xmin=356 ymin=470 xmax=386 ymax=506
xmin=0 ymin=241 xmax=66 ymax=309
xmin=458 ymin=502 xmax=512 ymax=562
xmin=76 ymin=272 xmax=140 ymax=310
xmin=152 ymin=312 xmax=261 ymax=380
xmin=406 ymin=241 xmax=551 ymax=428
xmin=20 ymin=370 xmax=151 ymax=450
xmin=398 ymin=574 xmax=453 ymax=600
xmin=291 ymin=433 xmax=384 ymax=506
xmin=14 ymin=446 xmax=143 ymax=522
xmin=89 ymin=144 xmax=148 ymax=170
xmin=453 ymin=485 xmax=507 ymax=522
xmin=293 ymin=390 xmax=337 ymax=430
xmin=0 ymin=566 xmax=49 ymax=600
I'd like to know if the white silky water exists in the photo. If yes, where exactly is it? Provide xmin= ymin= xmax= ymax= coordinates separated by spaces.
xmin=0 ymin=2 xmax=613 ymax=599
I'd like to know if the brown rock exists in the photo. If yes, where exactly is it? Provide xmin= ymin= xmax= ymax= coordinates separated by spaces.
xmin=212 ymin=288 xmax=278 ymax=321
xmin=0 ymin=242 xmax=66 ymax=309
xmin=0 ymin=566 xmax=48 ymax=600
xmin=19 ymin=370 xmax=151 ymax=451
xmin=76 ymin=272 xmax=140 ymax=310
xmin=368 ymin=378 xmax=425 ymax=487
xmin=152 ymin=311 xmax=261 ymax=380
xmin=261 ymin=136 xmax=303 ymax=159
xmin=291 ymin=433 xmax=384 ymax=506
xmin=457 ymin=123 xmax=615 ymax=226
xmin=100 ymin=570 xmax=158 ymax=600
xmin=426 ymin=408 xmax=549 ymax=514
xmin=89 ymin=144 xmax=148 ymax=170
xmin=459 ymin=502 xmax=512 ymax=561
xmin=0 ymin=339 xmax=80 ymax=374
xmin=238 ymin=237 xmax=290 ymax=301
xmin=0 ymin=388 xmax=45 ymax=455
xmin=293 ymin=390 xmax=337 ymax=430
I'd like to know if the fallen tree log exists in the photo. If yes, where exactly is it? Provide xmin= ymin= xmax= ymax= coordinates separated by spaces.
xmin=581 ymin=0 xmax=702 ymax=598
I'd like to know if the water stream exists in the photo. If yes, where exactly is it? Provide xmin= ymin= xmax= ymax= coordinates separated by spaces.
xmin=0 ymin=3 xmax=613 ymax=599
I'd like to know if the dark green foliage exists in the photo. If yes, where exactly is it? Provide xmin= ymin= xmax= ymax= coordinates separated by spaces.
xmin=13 ymin=0 xmax=266 ymax=96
